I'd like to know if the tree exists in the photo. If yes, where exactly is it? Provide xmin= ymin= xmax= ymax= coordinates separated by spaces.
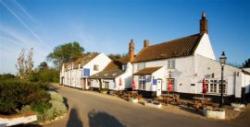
xmin=38 ymin=61 xmax=49 ymax=70
xmin=47 ymin=42 xmax=84 ymax=69
xmin=16 ymin=48 xmax=34 ymax=80
xmin=108 ymin=53 xmax=128 ymax=60
xmin=242 ymin=58 xmax=250 ymax=68
xmin=16 ymin=49 xmax=25 ymax=79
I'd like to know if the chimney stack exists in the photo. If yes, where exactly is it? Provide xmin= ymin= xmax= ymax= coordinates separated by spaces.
xmin=128 ymin=39 xmax=135 ymax=62
xmin=200 ymin=11 xmax=208 ymax=34
xmin=143 ymin=39 xmax=150 ymax=48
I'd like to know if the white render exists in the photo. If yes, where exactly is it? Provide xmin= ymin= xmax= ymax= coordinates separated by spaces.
xmin=132 ymin=34 xmax=250 ymax=98
xmin=90 ymin=62 xmax=133 ymax=91
xmin=194 ymin=33 xmax=216 ymax=60
xmin=60 ymin=53 xmax=111 ymax=89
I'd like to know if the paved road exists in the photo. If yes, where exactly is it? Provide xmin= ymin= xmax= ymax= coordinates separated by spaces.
xmin=44 ymin=86 xmax=237 ymax=127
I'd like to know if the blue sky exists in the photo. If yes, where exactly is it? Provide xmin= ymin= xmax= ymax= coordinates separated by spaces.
xmin=0 ymin=0 xmax=250 ymax=74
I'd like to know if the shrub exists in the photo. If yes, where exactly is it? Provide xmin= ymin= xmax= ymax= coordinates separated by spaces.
xmin=36 ymin=91 xmax=67 ymax=121
xmin=49 ymin=91 xmax=64 ymax=102
xmin=49 ymin=100 xmax=67 ymax=117
xmin=0 ymin=79 xmax=50 ymax=115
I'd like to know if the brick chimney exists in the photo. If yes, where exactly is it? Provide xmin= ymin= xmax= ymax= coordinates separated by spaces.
xmin=143 ymin=39 xmax=150 ymax=48
xmin=200 ymin=11 xmax=208 ymax=34
xmin=129 ymin=39 xmax=135 ymax=62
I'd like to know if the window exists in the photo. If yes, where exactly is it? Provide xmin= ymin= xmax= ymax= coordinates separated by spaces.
xmin=122 ymin=64 xmax=127 ymax=71
xmin=211 ymin=73 xmax=215 ymax=78
xmin=104 ymin=81 xmax=109 ymax=89
xmin=94 ymin=65 xmax=99 ymax=71
xmin=208 ymin=79 xmax=226 ymax=94
xmin=219 ymin=80 xmax=226 ymax=94
xmin=191 ymin=84 xmax=195 ymax=86
xmin=139 ymin=76 xmax=146 ymax=90
xmin=168 ymin=59 xmax=175 ymax=69
xmin=138 ymin=63 xmax=145 ymax=71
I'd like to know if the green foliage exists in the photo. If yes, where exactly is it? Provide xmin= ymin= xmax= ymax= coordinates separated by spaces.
xmin=49 ymin=91 xmax=64 ymax=102
xmin=0 ymin=79 xmax=50 ymax=115
xmin=108 ymin=53 xmax=128 ymax=60
xmin=29 ymin=68 xmax=59 ymax=83
xmin=38 ymin=61 xmax=49 ymax=70
xmin=0 ymin=73 xmax=16 ymax=80
xmin=38 ymin=91 xmax=67 ymax=121
xmin=242 ymin=58 xmax=250 ymax=68
xmin=31 ymin=101 xmax=51 ymax=114
xmin=47 ymin=42 xmax=84 ymax=68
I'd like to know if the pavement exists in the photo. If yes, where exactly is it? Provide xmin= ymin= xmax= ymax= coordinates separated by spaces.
xmin=43 ymin=85 xmax=244 ymax=127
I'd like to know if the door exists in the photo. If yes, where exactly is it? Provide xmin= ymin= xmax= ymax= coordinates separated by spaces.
xmin=156 ymin=80 xmax=162 ymax=96
xmin=167 ymin=78 xmax=175 ymax=92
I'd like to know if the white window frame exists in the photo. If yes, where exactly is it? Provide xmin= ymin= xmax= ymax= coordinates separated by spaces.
xmin=168 ymin=59 xmax=175 ymax=69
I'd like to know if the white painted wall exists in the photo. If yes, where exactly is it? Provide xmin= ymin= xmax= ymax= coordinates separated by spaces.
xmin=90 ymin=62 xmax=133 ymax=91
xmin=194 ymin=54 xmax=242 ymax=97
xmin=241 ymin=73 xmax=250 ymax=94
xmin=133 ymin=56 xmax=196 ymax=93
xmin=60 ymin=53 xmax=111 ymax=89
xmin=114 ymin=63 xmax=133 ymax=90
xmin=83 ymin=53 xmax=111 ymax=76
xmin=194 ymin=33 xmax=216 ymax=60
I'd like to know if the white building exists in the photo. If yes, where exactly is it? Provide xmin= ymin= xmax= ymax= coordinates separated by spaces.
xmin=131 ymin=13 xmax=250 ymax=102
xmin=60 ymin=53 xmax=111 ymax=89
xmin=89 ymin=42 xmax=135 ymax=91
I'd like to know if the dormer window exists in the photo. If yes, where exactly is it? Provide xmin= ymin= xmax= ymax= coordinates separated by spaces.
xmin=94 ymin=65 xmax=99 ymax=71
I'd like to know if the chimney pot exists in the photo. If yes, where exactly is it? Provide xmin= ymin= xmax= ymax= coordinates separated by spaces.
xmin=128 ymin=39 xmax=135 ymax=62
xmin=143 ymin=39 xmax=150 ymax=48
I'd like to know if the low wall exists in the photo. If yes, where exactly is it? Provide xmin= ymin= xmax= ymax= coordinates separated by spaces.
xmin=0 ymin=113 xmax=37 ymax=126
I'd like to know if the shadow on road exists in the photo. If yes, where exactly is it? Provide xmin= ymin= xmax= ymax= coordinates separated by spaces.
xmin=66 ymin=108 xmax=84 ymax=127
xmin=88 ymin=109 xmax=125 ymax=127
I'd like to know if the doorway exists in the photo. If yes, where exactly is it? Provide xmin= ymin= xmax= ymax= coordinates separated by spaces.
xmin=156 ymin=79 xmax=162 ymax=96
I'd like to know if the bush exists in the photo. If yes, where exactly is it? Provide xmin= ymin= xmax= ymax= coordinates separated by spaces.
xmin=37 ymin=92 xmax=67 ymax=121
xmin=49 ymin=100 xmax=67 ymax=116
xmin=49 ymin=91 xmax=64 ymax=102
xmin=0 ymin=79 xmax=50 ymax=115
xmin=29 ymin=69 xmax=59 ymax=83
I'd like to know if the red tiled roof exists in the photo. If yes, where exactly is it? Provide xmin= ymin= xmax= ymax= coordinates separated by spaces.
xmin=134 ymin=67 xmax=162 ymax=75
xmin=89 ymin=60 xmax=124 ymax=79
xmin=134 ymin=33 xmax=203 ymax=63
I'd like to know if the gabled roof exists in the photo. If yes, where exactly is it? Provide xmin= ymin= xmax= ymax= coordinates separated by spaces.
xmin=65 ymin=53 xmax=99 ymax=69
xmin=117 ymin=55 xmax=130 ymax=64
xmin=89 ymin=60 xmax=124 ymax=79
xmin=242 ymin=68 xmax=250 ymax=75
xmin=134 ymin=33 xmax=203 ymax=63
xmin=134 ymin=67 xmax=161 ymax=75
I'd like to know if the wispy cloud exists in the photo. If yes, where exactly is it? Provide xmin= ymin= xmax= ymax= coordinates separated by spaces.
xmin=0 ymin=0 xmax=43 ymax=44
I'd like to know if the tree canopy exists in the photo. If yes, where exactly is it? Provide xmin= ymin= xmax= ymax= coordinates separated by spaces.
xmin=242 ymin=58 xmax=250 ymax=68
xmin=47 ymin=42 xmax=84 ymax=68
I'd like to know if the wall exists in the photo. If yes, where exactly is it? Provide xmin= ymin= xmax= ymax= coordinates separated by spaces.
xmin=242 ymin=73 xmax=250 ymax=94
xmin=133 ymin=56 xmax=196 ymax=93
xmin=60 ymin=53 xmax=111 ymax=89
xmin=114 ymin=63 xmax=133 ymax=90
xmin=194 ymin=54 xmax=242 ymax=97
xmin=194 ymin=33 xmax=216 ymax=60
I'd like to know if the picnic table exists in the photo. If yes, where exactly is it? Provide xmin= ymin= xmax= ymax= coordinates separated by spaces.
xmin=192 ymin=97 xmax=213 ymax=110
xmin=160 ymin=94 xmax=180 ymax=104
